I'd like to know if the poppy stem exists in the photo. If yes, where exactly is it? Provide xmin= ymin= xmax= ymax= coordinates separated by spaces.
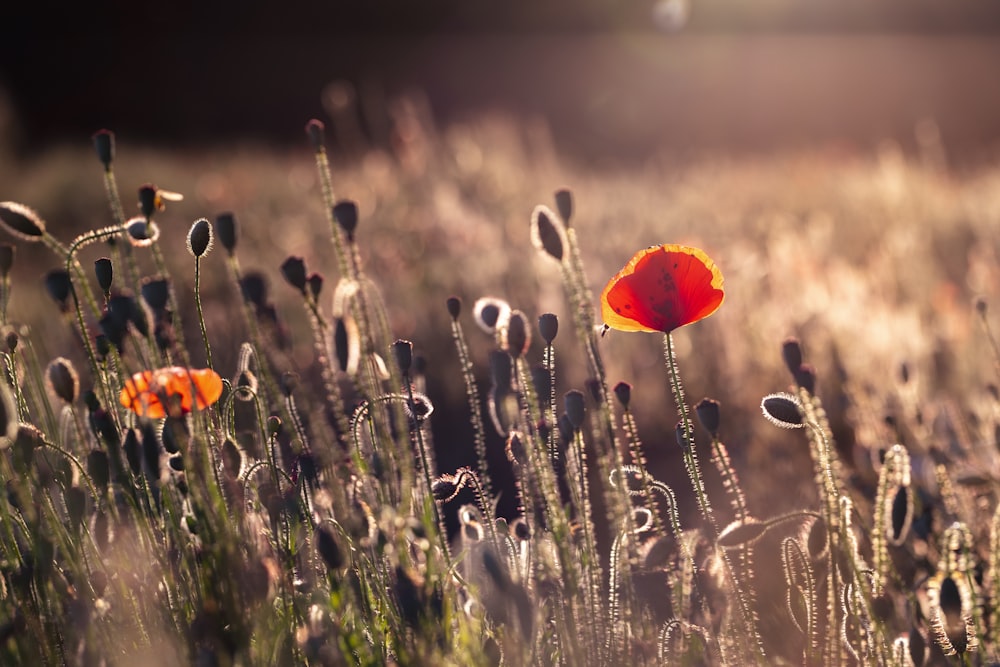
xmin=662 ymin=333 xmax=716 ymax=533
xmin=663 ymin=333 xmax=767 ymax=660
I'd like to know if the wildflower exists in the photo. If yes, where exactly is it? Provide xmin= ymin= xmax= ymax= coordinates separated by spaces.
xmin=600 ymin=244 xmax=724 ymax=334
xmin=120 ymin=366 xmax=223 ymax=419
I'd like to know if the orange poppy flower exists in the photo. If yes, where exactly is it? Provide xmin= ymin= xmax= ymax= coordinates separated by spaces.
xmin=120 ymin=366 xmax=223 ymax=418
xmin=601 ymin=244 xmax=724 ymax=334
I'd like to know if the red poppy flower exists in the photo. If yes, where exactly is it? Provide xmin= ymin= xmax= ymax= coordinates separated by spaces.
xmin=120 ymin=366 xmax=223 ymax=418
xmin=601 ymin=244 xmax=724 ymax=333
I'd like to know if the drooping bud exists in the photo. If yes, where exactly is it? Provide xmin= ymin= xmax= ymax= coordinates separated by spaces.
xmin=446 ymin=296 xmax=461 ymax=321
xmin=0 ymin=202 xmax=45 ymax=241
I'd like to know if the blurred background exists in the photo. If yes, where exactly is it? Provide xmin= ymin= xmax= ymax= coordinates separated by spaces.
xmin=1 ymin=0 xmax=999 ymax=165
xmin=0 ymin=0 xmax=999 ymax=524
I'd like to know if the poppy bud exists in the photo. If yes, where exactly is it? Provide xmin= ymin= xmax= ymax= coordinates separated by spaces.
xmin=94 ymin=257 xmax=113 ymax=295
xmin=139 ymin=277 xmax=170 ymax=313
xmin=564 ymin=390 xmax=586 ymax=431
xmin=538 ymin=313 xmax=558 ymax=344
xmin=613 ymin=381 xmax=631 ymax=408
xmin=0 ymin=244 xmax=14 ymax=278
xmin=123 ymin=428 xmax=143 ymax=475
xmin=92 ymin=129 xmax=114 ymax=168
xmin=280 ymin=256 xmax=308 ymax=294
xmin=87 ymin=450 xmax=110 ymax=492
xmin=305 ymin=119 xmax=325 ymax=152
xmin=446 ymin=296 xmax=461 ymax=321
xmin=138 ymin=184 xmax=157 ymax=219
xmin=220 ymin=439 xmax=242 ymax=478
xmin=794 ymin=364 xmax=816 ymax=394
xmin=393 ymin=339 xmax=413 ymax=374
xmin=490 ymin=350 xmax=513 ymax=393
xmin=976 ymin=297 xmax=988 ymax=316
xmin=505 ymin=310 xmax=530 ymax=359
xmin=333 ymin=200 xmax=359 ymax=242
xmin=316 ymin=526 xmax=345 ymax=574
xmin=695 ymin=397 xmax=721 ymax=437
xmin=307 ymin=273 xmax=323 ymax=301
xmin=4 ymin=330 xmax=15 ymax=353
xmin=214 ymin=212 xmax=237 ymax=255
xmin=554 ymin=188 xmax=573 ymax=226
xmin=46 ymin=357 xmax=79 ymax=405
xmin=781 ymin=337 xmax=803 ymax=376
xmin=187 ymin=218 xmax=213 ymax=258
xmin=530 ymin=206 xmax=565 ymax=261
xmin=239 ymin=272 xmax=269 ymax=310
xmin=44 ymin=270 xmax=72 ymax=311
xmin=0 ymin=202 xmax=45 ymax=241
xmin=761 ymin=392 xmax=805 ymax=429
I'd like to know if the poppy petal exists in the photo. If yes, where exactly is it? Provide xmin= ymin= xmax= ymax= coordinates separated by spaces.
xmin=120 ymin=367 xmax=223 ymax=418
xmin=601 ymin=244 xmax=724 ymax=334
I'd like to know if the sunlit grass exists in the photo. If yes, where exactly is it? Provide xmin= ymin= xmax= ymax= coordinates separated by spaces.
xmin=0 ymin=108 xmax=997 ymax=664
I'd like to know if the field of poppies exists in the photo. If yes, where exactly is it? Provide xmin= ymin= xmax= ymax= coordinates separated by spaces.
xmin=0 ymin=110 xmax=998 ymax=665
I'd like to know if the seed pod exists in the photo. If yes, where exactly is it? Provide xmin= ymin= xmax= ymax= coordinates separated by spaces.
xmin=392 ymin=339 xmax=413 ymax=374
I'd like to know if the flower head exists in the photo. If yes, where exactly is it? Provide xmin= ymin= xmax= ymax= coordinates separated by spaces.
xmin=601 ymin=244 xmax=724 ymax=333
xmin=120 ymin=366 xmax=223 ymax=419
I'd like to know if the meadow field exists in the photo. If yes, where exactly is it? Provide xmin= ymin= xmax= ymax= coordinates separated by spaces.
xmin=0 ymin=106 xmax=998 ymax=665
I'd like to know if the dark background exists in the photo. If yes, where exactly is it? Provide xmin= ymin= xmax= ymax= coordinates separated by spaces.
xmin=2 ymin=0 xmax=1000 ymax=163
